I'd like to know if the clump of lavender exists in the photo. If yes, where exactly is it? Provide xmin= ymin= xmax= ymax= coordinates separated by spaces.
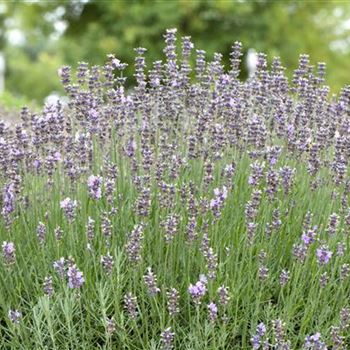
xmin=2 ymin=241 xmax=15 ymax=265
xmin=87 ymin=175 xmax=103 ymax=199
xmin=60 ymin=198 xmax=78 ymax=222
xmin=2 ymin=26 xmax=350 ymax=349
xmin=143 ymin=267 xmax=160 ymax=297
xmin=8 ymin=309 xmax=22 ymax=325
xmin=67 ymin=264 xmax=85 ymax=289
xmin=160 ymin=327 xmax=175 ymax=350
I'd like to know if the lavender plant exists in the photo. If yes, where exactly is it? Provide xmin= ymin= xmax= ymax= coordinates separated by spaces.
xmin=0 ymin=28 xmax=350 ymax=349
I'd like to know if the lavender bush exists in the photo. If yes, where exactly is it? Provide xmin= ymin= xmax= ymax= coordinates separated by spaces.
xmin=0 ymin=28 xmax=350 ymax=349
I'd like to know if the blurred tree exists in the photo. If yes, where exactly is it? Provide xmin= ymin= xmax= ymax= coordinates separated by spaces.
xmin=1 ymin=0 xmax=350 ymax=103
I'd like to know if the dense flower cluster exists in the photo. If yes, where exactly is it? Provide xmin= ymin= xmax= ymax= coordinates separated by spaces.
xmin=0 ymin=28 xmax=350 ymax=349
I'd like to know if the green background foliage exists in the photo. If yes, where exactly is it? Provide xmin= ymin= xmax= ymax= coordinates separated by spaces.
xmin=1 ymin=0 xmax=350 ymax=103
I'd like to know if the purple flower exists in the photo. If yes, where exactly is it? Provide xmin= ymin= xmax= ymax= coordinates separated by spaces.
xmin=143 ymin=267 xmax=160 ymax=296
xmin=53 ymin=257 xmax=66 ymax=279
xmin=43 ymin=276 xmax=54 ymax=297
xmin=304 ymin=333 xmax=327 ymax=349
xmin=60 ymin=198 xmax=78 ymax=221
xmin=207 ymin=302 xmax=218 ymax=322
xmin=36 ymin=221 xmax=46 ymax=245
xmin=2 ymin=241 xmax=15 ymax=265
xmin=53 ymin=151 xmax=61 ymax=161
xmin=188 ymin=280 xmax=206 ymax=305
xmin=87 ymin=175 xmax=103 ymax=199
xmin=251 ymin=322 xmax=267 ymax=349
xmin=251 ymin=334 xmax=261 ymax=349
xmin=67 ymin=264 xmax=84 ymax=289
xmin=8 ymin=309 xmax=22 ymax=325
xmin=257 ymin=322 xmax=266 ymax=337
xmin=217 ymin=285 xmax=230 ymax=306
xmin=166 ymin=288 xmax=180 ymax=316
xmin=210 ymin=186 xmax=228 ymax=218
xmin=316 ymin=245 xmax=333 ymax=265
xmin=105 ymin=317 xmax=116 ymax=335
xmin=124 ymin=292 xmax=138 ymax=319
xmin=54 ymin=226 xmax=63 ymax=241
xmin=125 ymin=224 xmax=144 ymax=264
xmin=279 ymin=269 xmax=290 ymax=286
xmin=101 ymin=253 xmax=114 ymax=275
xmin=160 ymin=327 xmax=175 ymax=350
xmin=301 ymin=228 xmax=317 ymax=246
xmin=86 ymin=217 xmax=95 ymax=242
xmin=2 ymin=182 xmax=15 ymax=218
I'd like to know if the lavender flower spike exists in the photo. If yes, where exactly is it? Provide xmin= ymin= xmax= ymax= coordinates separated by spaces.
xmin=2 ymin=241 xmax=15 ymax=265
xmin=87 ymin=175 xmax=103 ymax=199
xmin=8 ymin=309 xmax=22 ymax=325
xmin=60 ymin=197 xmax=78 ymax=221
xmin=67 ymin=264 xmax=85 ymax=289
xmin=304 ymin=332 xmax=327 ymax=349
xmin=143 ymin=267 xmax=160 ymax=296
xmin=36 ymin=221 xmax=46 ymax=245
xmin=160 ymin=327 xmax=175 ymax=350
xmin=53 ymin=257 xmax=66 ymax=279
xmin=208 ymin=302 xmax=218 ymax=322
xmin=43 ymin=276 xmax=54 ymax=297
xmin=124 ymin=292 xmax=138 ymax=319
xmin=188 ymin=279 xmax=206 ymax=305
xmin=316 ymin=245 xmax=333 ymax=265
